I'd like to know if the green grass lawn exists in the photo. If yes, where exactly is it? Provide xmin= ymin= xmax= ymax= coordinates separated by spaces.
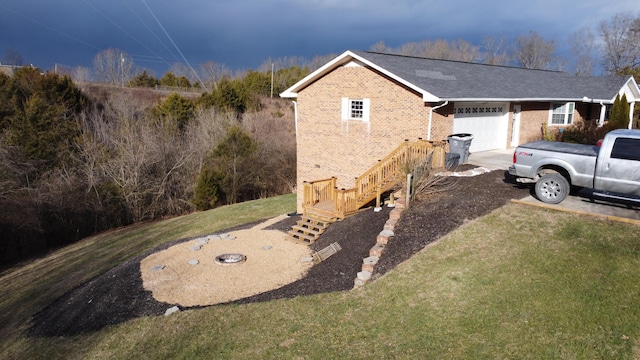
xmin=2 ymin=199 xmax=640 ymax=359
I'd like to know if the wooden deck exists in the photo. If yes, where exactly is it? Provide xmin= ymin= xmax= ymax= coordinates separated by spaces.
xmin=302 ymin=139 xmax=447 ymax=220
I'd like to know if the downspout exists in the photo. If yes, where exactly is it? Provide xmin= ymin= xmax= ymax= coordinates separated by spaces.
xmin=427 ymin=101 xmax=449 ymax=140
xmin=292 ymin=101 xmax=299 ymax=146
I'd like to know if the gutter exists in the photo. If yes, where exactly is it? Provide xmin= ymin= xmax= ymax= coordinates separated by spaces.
xmin=427 ymin=101 xmax=448 ymax=140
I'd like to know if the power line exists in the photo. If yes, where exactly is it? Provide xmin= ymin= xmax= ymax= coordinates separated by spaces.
xmin=0 ymin=3 xmax=102 ymax=52
xmin=121 ymin=0 xmax=182 ymax=65
xmin=81 ymin=0 xmax=173 ymax=68
xmin=140 ymin=0 xmax=208 ymax=91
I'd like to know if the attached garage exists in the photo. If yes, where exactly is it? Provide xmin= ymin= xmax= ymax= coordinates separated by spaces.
xmin=452 ymin=102 xmax=509 ymax=153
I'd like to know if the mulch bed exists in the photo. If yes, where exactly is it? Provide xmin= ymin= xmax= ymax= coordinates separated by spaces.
xmin=29 ymin=169 xmax=531 ymax=337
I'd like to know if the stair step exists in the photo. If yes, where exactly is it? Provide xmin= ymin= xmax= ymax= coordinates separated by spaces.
xmin=291 ymin=225 xmax=322 ymax=236
xmin=285 ymin=231 xmax=317 ymax=245
xmin=303 ymin=210 xmax=337 ymax=223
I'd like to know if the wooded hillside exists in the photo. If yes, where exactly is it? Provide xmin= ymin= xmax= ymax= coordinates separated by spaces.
xmin=0 ymin=67 xmax=300 ymax=268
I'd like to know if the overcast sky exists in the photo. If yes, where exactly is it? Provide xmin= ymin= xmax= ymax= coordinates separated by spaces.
xmin=1 ymin=0 xmax=639 ymax=76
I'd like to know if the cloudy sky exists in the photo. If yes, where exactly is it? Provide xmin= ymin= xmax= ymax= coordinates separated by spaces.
xmin=1 ymin=0 xmax=639 ymax=75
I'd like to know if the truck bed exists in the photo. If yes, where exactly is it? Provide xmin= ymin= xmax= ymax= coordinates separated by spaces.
xmin=518 ymin=141 xmax=599 ymax=157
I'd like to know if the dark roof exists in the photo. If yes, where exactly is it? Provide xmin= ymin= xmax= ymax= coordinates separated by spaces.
xmin=351 ymin=50 xmax=631 ymax=102
xmin=281 ymin=50 xmax=638 ymax=103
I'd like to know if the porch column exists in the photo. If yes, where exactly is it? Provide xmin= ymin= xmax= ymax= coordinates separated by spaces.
xmin=629 ymin=102 xmax=635 ymax=129
xmin=599 ymin=103 xmax=606 ymax=127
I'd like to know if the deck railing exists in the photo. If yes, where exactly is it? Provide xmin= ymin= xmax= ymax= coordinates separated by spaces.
xmin=303 ymin=139 xmax=447 ymax=219
xmin=302 ymin=177 xmax=336 ymax=207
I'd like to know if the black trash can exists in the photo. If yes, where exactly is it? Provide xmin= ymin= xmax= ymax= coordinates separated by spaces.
xmin=447 ymin=133 xmax=474 ymax=164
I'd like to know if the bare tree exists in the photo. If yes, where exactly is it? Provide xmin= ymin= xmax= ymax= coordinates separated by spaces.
xmin=71 ymin=66 xmax=92 ymax=83
xmin=369 ymin=41 xmax=390 ymax=53
xmin=199 ymin=61 xmax=232 ymax=90
xmin=93 ymin=48 xmax=134 ymax=85
xmin=397 ymin=42 xmax=420 ymax=56
xmin=514 ymin=31 xmax=557 ymax=70
xmin=4 ymin=48 xmax=24 ymax=66
xmin=569 ymin=27 xmax=597 ymax=76
xmin=482 ymin=36 xmax=512 ymax=65
xmin=600 ymin=13 xmax=640 ymax=74
xmin=309 ymin=54 xmax=337 ymax=71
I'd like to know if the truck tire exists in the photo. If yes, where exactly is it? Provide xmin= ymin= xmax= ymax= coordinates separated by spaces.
xmin=535 ymin=173 xmax=570 ymax=204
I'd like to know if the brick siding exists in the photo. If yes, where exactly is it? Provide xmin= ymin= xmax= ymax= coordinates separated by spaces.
xmin=295 ymin=63 xmax=451 ymax=212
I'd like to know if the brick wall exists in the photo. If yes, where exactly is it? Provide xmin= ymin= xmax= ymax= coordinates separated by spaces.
xmin=295 ymin=63 xmax=449 ymax=212
xmin=516 ymin=101 xmax=590 ymax=143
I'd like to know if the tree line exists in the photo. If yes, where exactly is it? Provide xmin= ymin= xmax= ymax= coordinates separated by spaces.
xmin=369 ymin=13 xmax=640 ymax=77
xmin=0 ymin=66 xmax=299 ymax=268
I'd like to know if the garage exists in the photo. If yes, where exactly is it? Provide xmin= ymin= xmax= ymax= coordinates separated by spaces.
xmin=452 ymin=102 xmax=509 ymax=153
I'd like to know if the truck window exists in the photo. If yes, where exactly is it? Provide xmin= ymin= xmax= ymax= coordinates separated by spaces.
xmin=610 ymin=138 xmax=640 ymax=161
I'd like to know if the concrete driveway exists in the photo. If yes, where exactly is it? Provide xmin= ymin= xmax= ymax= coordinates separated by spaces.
xmin=466 ymin=149 xmax=640 ymax=224
xmin=467 ymin=149 xmax=514 ymax=170
xmin=513 ymin=189 xmax=640 ymax=223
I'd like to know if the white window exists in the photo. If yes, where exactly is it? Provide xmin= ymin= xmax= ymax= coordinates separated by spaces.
xmin=549 ymin=102 xmax=574 ymax=125
xmin=341 ymin=98 xmax=370 ymax=121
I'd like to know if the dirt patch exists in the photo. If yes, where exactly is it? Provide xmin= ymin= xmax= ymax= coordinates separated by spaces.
xmin=29 ymin=168 xmax=531 ymax=337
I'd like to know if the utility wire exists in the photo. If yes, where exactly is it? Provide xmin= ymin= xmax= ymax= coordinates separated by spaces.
xmin=121 ymin=0 xmax=182 ymax=65
xmin=0 ymin=4 xmax=102 ymax=52
xmin=81 ymin=0 xmax=172 ymax=68
xmin=140 ymin=0 xmax=209 ymax=91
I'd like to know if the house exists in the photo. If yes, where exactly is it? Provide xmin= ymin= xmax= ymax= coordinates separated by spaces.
xmin=280 ymin=50 xmax=640 ymax=214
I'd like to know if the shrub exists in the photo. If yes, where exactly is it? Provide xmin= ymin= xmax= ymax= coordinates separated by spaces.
xmin=401 ymin=153 xmax=455 ymax=201
xmin=606 ymin=93 xmax=630 ymax=130
xmin=561 ymin=120 xmax=608 ymax=145
xmin=193 ymin=167 xmax=221 ymax=211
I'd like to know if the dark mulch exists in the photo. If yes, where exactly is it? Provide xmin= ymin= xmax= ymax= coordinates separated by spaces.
xmin=28 ymin=169 xmax=531 ymax=337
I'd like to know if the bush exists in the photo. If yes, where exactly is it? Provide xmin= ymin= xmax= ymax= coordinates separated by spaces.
xmin=561 ymin=120 xmax=609 ymax=145
xmin=606 ymin=93 xmax=630 ymax=130
xmin=402 ymin=153 xmax=455 ymax=201
xmin=193 ymin=167 xmax=221 ymax=211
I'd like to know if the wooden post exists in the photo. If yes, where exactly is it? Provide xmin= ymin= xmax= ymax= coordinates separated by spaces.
xmin=406 ymin=174 xmax=412 ymax=209
xmin=388 ymin=192 xmax=395 ymax=207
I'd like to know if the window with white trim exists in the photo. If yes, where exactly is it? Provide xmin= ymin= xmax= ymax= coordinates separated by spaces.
xmin=550 ymin=102 xmax=574 ymax=125
xmin=341 ymin=98 xmax=370 ymax=121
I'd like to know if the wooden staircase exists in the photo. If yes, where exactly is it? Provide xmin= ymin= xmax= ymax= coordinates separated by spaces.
xmin=287 ymin=139 xmax=447 ymax=245
xmin=286 ymin=205 xmax=335 ymax=244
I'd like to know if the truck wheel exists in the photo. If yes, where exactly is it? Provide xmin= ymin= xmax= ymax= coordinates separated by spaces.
xmin=535 ymin=173 xmax=569 ymax=204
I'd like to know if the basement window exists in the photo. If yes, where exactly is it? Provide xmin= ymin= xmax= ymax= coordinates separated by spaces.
xmin=341 ymin=98 xmax=370 ymax=121
xmin=549 ymin=102 xmax=574 ymax=125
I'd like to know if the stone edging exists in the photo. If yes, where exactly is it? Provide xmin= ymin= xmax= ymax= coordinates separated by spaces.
xmin=352 ymin=167 xmax=490 ymax=288
xmin=353 ymin=195 xmax=406 ymax=288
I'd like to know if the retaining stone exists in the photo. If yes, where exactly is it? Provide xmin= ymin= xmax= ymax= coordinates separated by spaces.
xmin=354 ymin=278 xmax=367 ymax=288
xmin=164 ymin=306 xmax=180 ymax=316
xmin=389 ymin=208 xmax=402 ymax=220
xmin=357 ymin=271 xmax=372 ymax=281
xmin=369 ymin=243 xmax=385 ymax=257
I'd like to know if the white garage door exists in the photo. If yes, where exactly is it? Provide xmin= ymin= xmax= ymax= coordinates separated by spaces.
xmin=453 ymin=103 xmax=509 ymax=153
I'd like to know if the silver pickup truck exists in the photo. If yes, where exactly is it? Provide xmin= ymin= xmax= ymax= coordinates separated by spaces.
xmin=508 ymin=129 xmax=640 ymax=204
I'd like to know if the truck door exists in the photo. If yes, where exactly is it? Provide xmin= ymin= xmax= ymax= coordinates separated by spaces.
xmin=594 ymin=137 xmax=640 ymax=196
